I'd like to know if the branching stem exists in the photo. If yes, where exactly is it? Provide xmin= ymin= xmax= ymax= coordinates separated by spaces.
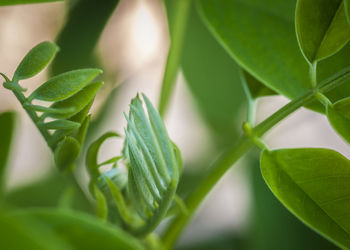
xmin=161 ymin=67 xmax=350 ymax=249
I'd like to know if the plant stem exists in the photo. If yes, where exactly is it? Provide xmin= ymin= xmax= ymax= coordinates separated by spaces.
xmin=161 ymin=135 xmax=253 ymax=249
xmin=254 ymin=90 xmax=314 ymax=137
xmin=158 ymin=0 xmax=191 ymax=118
xmin=161 ymin=67 xmax=350 ymax=248
xmin=310 ymin=61 xmax=317 ymax=88
xmin=3 ymin=81 xmax=52 ymax=148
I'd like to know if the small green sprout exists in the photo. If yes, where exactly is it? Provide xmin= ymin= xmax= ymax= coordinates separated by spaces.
xmin=1 ymin=41 xmax=103 ymax=171
xmin=87 ymin=94 xmax=182 ymax=236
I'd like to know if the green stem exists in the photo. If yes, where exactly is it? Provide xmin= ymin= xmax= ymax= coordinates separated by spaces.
xmin=3 ymin=81 xmax=52 ymax=148
xmin=310 ymin=61 xmax=317 ymax=88
xmin=161 ymin=67 xmax=350 ymax=249
xmin=240 ymin=69 xmax=256 ymax=125
xmin=314 ymin=92 xmax=332 ymax=107
xmin=161 ymin=135 xmax=253 ymax=250
xmin=158 ymin=0 xmax=191 ymax=118
xmin=247 ymin=99 xmax=256 ymax=125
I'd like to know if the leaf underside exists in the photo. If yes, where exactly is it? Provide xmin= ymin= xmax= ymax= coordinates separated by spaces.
xmin=261 ymin=148 xmax=350 ymax=249
xmin=296 ymin=0 xmax=350 ymax=64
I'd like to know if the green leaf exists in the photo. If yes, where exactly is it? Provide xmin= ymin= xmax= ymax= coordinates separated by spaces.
xmin=249 ymin=155 xmax=336 ymax=250
xmin=241 ymin=69 xmax=277 ymax=100
xmin=74 ymin=114 xmax=90 ymax=145
xmin=0 ymin=112 xmax=15 ymax=197
xmin=11 ymin=209 xmax=145 ymax=250
xmin=327 ymin=98 xmax=350 ymax=143
xmin=13 ymin=41 xmax=59 ymax=81
xmin=0 ymin=0 xmax=63 ymax=6
xmin=198 ymin=0 xmax=350 ymax=112
xmin=69 ymin=99 xmax=93 ymax=124
xmin=331 ymin=96 xmax=350 ymax=119
xmin=24 ymin=103 xmax=75 ymax=115
xmin=296 ymin=0 xmax=350 ymax=64
xmin=93 ymin=185 xmax=108 ymax=221
xmin=345 ymin=0 xmax=350 ymax=24
xmin=29 ymin=68 xmax=102 ymax=102
xmin=40 ymin=119 xmax=80 ymax=130
xmin=97 ymin=168 xmax=128 ymax=200
xmin=49 ymin=102 xmax=93 ymax=147
xmin=172 ymin=141 xmax=183 ymax=173
xmin=261 ymin=148 xmax=350 ymax=249
xmin=45 ymin=81 xmax=102 ymax=119
xmin=0 ymin=210 xmax=71 ymax=250
xmin=51 ymin=0 xmax=120 ymax=75
xmin=98 ymin=156 xmax=122 ymax=166
xmin=54 ymin=136 xmax=80 ymax=171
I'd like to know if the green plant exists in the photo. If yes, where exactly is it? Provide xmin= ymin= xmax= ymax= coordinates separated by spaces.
xmin=2 ymin=0 xmax=350 ymax=249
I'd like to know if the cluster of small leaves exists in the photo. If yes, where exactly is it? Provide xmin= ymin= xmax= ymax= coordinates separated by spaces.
xmin=1 ymin=41 xmax=103 ymax=171
xmin=86 ymin=94 xmax=182 ymax=236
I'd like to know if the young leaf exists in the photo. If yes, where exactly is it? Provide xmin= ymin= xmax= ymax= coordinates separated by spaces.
xmin=23 ymin=103 xmax=75 ymax=115
xmin=99 ymin=167 xmax=126 ymax=188
xmin=326 ymin=99 xmax=350 ymax=143
xmin=97 ymin=168 xmax=128 ymax=201
xmin=122 ymin=94 xmax=181 ymax=235
xmin=40 ymin=119 xmax=80 ymax=130
xmin=93 ymin=185 xmax=108 ymax=221
xmin=69 ymin=100 xmax=94 ymax=124
xmin=47 ymin=81 xmax=102 ymax=119
xmin=54 ymin=136 xmax=80 ymax=171
xmin=296 ymin=0 xmax=350 ymax=64
xmin=74 ymin=115 xmax=90 ymax=145
xmin=29 ymin=69 xmax=102 ymax=102
xmin=261 ymin=148 xmax=350 ymax=249
xmin=13 ymin=42 xmax=59 ymax=82
xmin=0 ymin=112 xmax=15 ymax=197
xmin=11 ymin=209 xmax=145 ymax=250
xmin=49 ymin=102 xmax=93 ymax=148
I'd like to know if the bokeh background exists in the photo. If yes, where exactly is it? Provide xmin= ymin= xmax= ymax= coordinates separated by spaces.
xmin=0 ymin=1 xmax=348 ymax=249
